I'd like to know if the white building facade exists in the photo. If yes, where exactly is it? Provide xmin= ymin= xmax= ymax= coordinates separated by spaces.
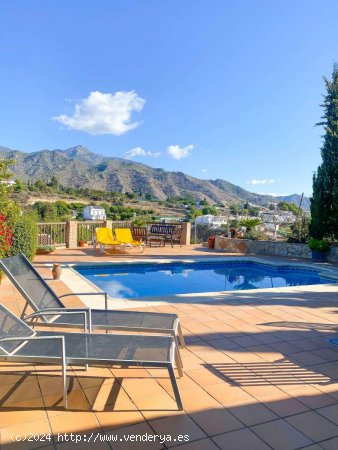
xmin=83 ymin=206 xmax=107 ymax=221
xmin=195 ymin=214 xmax=227 ymax=228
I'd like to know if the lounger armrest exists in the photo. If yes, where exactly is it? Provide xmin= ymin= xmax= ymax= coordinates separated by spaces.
xmin=0 ymin=335 xmax=65 ymax=358
xmin=24 ymin=309 xmax=91 ymax=332
xmin=59 ymin=292 xmax=109 ymax=310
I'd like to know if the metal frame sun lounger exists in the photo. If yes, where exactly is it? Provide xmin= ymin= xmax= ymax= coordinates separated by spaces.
xmin=0 ymin=303 xmax=183 ymax=410
xmin=114 ymin=228 xmax=145 ymax=253
xmin=0 ymin=255 xmax=185 ymax=354
xmin=94 ymin=227 xmax=125 ymax=254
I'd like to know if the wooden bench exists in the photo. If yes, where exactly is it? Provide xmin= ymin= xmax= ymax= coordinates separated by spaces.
xmin=131 ymin=226 xmax=148 ymax=244
xmin=148 ymin=224 xmax=183 ymax=248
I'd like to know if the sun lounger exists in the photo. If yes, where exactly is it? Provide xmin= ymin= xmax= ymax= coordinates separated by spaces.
xmin=114 ymin=228 xmax=145 ymax=252
xmin=0 ymin=255 xmax=185 ymax=352
xmin=95 ymin=228 xmax=124 ymax=254
xmin=0 ymin=303 xmax=183 ymax=409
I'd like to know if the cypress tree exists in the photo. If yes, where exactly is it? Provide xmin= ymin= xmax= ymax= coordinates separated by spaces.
xmin=310 ymin=65 xmax=338 ymax=241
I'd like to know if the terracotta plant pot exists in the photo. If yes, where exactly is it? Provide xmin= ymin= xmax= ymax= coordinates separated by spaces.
xmin=36 ymin=249 xmax=52 ymax=255
xmin=79 ymin=241 xmax=86 ymax=247
xmin=52 ymin=264 xmax=62 ymax=280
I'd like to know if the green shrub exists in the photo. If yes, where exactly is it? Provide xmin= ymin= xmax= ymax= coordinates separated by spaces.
xmin=239 ymin=218 xmax=262 ymax=231
xmin=10 ymin=212 xmax=38 ymax=261
xmin=37 ymin=245 xmax=56 ymax=252
xmin=245 ymin=229 xmax=267 ymax=241
xmin=308 ymin=238 xmax=330 ymax=252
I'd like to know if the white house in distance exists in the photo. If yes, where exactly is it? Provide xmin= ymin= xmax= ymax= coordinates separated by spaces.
xmin=259 ymin=211 xmax=296 ymax=224
xmin=195 ymin=214 xmax=227 ymax=228
xmin=83 ymin=206 xmax=107 ymax=221
xmin=0 ymin=180 xmax=16 ymax=186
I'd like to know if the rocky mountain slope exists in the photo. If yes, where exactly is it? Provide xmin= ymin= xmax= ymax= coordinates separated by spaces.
xmin=0 ymin=145 xmax=309 ymax=208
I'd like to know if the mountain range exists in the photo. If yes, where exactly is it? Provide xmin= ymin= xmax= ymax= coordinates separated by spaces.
xmin=0 ymin=145 xmax=310 ymax=210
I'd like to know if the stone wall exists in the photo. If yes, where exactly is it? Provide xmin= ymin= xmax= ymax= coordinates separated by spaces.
xmin=214 ymin=236 xmax=338 ymax=262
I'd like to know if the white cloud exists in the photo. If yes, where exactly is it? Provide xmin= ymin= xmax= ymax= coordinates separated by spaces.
xmin=261 ymin=192 xmax=289 ymax=197
xmin=167 ymin=144 xmax=194 ymax=160
xmin=52 ymin=90 xmax=145 ymax=136
xmin=247 ymin=178 xmax=275 ymax=185
xmin=201 ymin=169 xmax=208 ymax=173
xmin=124 ymin=147 xmax=160 ymax=159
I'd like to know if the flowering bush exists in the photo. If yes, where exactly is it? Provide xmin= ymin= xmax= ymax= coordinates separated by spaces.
xmin=0 ymin=214 xmax=13 ymax=258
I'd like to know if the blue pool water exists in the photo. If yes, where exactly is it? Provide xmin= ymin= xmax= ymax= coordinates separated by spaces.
xmin=74 ymin=260 xmax=337 ymax=299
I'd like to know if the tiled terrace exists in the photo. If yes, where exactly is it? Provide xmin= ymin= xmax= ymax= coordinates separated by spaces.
xmin=1 ymin=245 xmax=338 ymax=449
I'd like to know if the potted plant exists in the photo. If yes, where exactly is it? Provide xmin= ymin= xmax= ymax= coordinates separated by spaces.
xmin=36 ymin=245 xmax=56 ymax=255
xmin=308 ymin=238 xmax=330 ymax=261
xmin=78 ymin=240 xmax=86 ymax=247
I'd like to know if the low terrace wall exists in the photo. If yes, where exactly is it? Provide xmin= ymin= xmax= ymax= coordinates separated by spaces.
xmin=214 ymin=236 xmax=338 ymax=263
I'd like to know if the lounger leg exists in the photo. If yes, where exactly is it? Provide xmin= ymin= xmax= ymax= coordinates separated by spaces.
xmin=62 ymin=356 xmax=68 ymax=409
xmin=174 ymin=346 xmax=183 ymax=377
xmin=177 ymin=322 xmax=185 ymax=348
xmin=173 ymin=334 xmax=183 ymax=370
xmin=168 ymin=364 xmax=183 ymax=410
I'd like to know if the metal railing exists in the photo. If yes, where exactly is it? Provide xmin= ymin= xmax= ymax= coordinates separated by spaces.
xmin=37 ymin=222 xmax=67 ymax=247
xmin=77 ymin=221 xmax=105 ymax=243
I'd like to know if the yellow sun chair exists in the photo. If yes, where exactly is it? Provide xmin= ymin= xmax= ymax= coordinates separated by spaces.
xmin=114 ymin=228 xmax=145 ymax=252
xmin=95 ymin=228 xmax=124 ymax=254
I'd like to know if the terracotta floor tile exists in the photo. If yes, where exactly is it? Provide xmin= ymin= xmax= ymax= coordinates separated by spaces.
xmin=207 ymin=337 xmax=241 ymax=350
xmin=290 ymin=352 xmax=326 ymax=366
xmin=177 ymin=387 xmax=222 ymax=413
xmin=96 ymin=409 xmax=145 ymax=430
xmin=311 ymin=348 xmax=338 ymax=362
xmin=132 ymin=391 xmax=180 ymax=418
xmin=318 ymin=436 xmax=338 ymax=449
xmin=0 ymin=418 xmax=51 ymax=449
xmin=300 ymin=445 xmax=324 ymax=450
xmin=0 ymin=377 xmax=42 ymax=404
xmin=270 ymin=342 xmax=304 ymax=354
xmin=292 ymin=339 xmax=324 ymax=351
xmin=242 ymin=383 xmax=286 ymax=400
xmin=56 ymin=436 xmax=111 ymax=450
xmin=119 ymin=378 xmax=167 ymax=400
xmin=310 ymin=362 xmax=338 ymax=380
xmin=105 ymin=422 xmax=163 ymax=450
xmin=170 ymin=437 xmax=219 ymax=449
xmin=185 ymin=367 xmax=229 ymax=386
xmin=156 ymin=372 xmax=200 ymax=393
xmin=190 ymin=407 xmax=244 ymax=436
xmin=230 ymin=335 xmax=263 ymax=348
xmin=149 ymin=414 xmax=206 ymax=447
xmin=204 ymin=384 xmax=256 ymax=407
xmin=287 ymin=386 xmax=337 ymax=409
xmin=82 ymin=381 xmax=132 ymax=411
xmin=316 ymin=404 xmax=338 ymax=425
xmin=0 ymin=409 xmax=48 ymax=428
xmin=261 ymin=393 xmax=310 ymax=417
xmin=49 ymin=411 xmax=101 ymax=435
xmin=44 ymin=388 xmax=91 ymax=416
xmin=2 ymin=397 xmax=46 ymax=415
xmin=311 ymin=382 xmax=338 ymax=401
xmin=230 ymin=401 xmax=278 ymax=426
xmin=251 ymin=418 xmax=313 ymax=449
xmin=212 ymin=428 xmax=271 ymax=450
xmin=286 ymin=411 xmax=338 ymax=442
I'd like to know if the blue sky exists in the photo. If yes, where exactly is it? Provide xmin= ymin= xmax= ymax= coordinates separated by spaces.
xmin=0 ymin=0 xmax=337 ymax=197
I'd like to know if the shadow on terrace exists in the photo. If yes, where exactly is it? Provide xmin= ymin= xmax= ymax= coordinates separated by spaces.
xmin=1 ymin=322 xmax=338 ymax=449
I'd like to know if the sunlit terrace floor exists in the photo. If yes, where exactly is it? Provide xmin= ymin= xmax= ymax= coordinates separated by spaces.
xmin=2 ymin=245 xmax=338 ymax=449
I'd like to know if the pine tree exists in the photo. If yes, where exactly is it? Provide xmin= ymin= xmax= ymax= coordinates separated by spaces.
xmin=310 ymin=65 xmax=338 ymax=241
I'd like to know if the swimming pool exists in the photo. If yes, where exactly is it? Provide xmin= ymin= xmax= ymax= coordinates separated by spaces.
xmin=74 ymin=260 xmax=337 ymax=299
